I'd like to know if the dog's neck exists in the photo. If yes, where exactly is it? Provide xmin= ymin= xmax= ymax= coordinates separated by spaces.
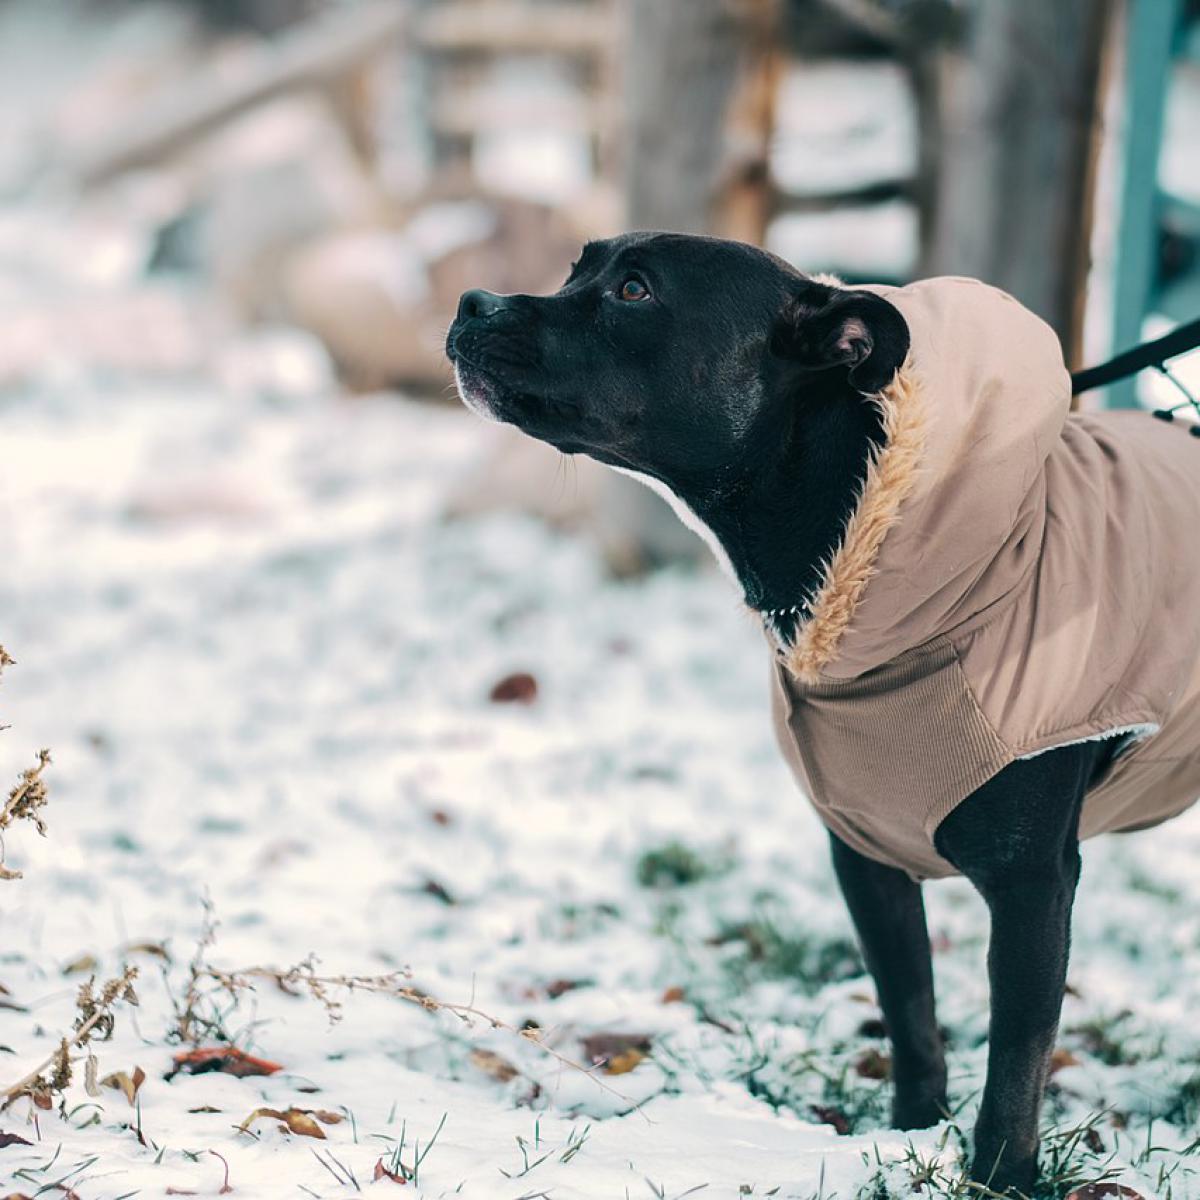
xmin=679 ymin=380 xmax=885 ymax=638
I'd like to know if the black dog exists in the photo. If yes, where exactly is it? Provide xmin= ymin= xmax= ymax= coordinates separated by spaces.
xmin=446 ymin=232 xmax=1121 ymax=1194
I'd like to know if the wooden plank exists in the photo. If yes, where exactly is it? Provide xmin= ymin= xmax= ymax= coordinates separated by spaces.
xmin=414 ymin=3 xmax=613 ymax=56
xmin=67 ymin=2 xmax=405 ymax=186
xmin=924 ymin=0 xmax=1113 ymax=368
xmin=772 ymin=178 xmax=911 ymax=214
xmin=429 ymin=93 xmax=612 ymax=138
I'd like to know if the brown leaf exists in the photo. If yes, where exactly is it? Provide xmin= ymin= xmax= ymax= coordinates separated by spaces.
xmin=581 ymin=1032 xmax=652 ymax=1070
xmin=122 ymin=941 xmax=170 ymax=961
xmin=167 ymin=1046 xmax=282 ymax=1079
xmin=237 ymin=1106 xmax=326 ymax=1139
xmin=421 ymin=878 xmax=455 ymax=905
xmin=1050 ymin=1047 xmax=1081 ymax=1075
xmin=603 ymin=1048 xmax=646 ymax=1075
xmin=101 ymin=1066 xmax=146 ymax=1105
xmin=1065 ymin=1187 xmax=1144 ymax=1200
xmin=546 ymin=978 xmax=587 ymax=999
xmin=854 ymin=1048 xmax=891 ymax=1080
xmin=0 ymin=1131 xmax=34 ymax=1149
xmin=311 ymin=1110 xmax=344 ymax=1125
xmin=188 ymin=1105 xmax=222 ymax=1114
xmin=374 ymin=1158 xmax=407 ymax=1184
xmin=660 ymin=986 xmax=686 ymax=1004
xmin=809 ymin=1104 xmax=851 ymax=1136
xmin=489 ymin=672 xmax=538 ymax=704
xmin=60 ymin=953 xmax=98 ymax=976
xmin=470 ymin=1048 xmax=520 ymax=1083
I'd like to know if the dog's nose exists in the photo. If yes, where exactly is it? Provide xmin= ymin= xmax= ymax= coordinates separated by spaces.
xmin=457 ymin=288 xmax=509 ymax=321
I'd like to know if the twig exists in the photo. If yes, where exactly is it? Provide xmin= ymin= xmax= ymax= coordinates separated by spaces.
xmin=201 ymin=960 xmax=641 ymax=1110
xmin=0 ymin=968 xmax=139 ymax=1105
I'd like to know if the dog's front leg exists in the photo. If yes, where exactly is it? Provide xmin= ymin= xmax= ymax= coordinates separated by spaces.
xmin=935 ymin=743 xmax=1106 ymax=1195
xmin=829 ymin=833 xmax=947 ymax=1129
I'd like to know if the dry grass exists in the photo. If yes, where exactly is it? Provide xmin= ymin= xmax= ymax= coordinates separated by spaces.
xmin=0 ymin=966 xmax=140 ymax=1110
xmin=0 ymin=645 xmax=52 ymax=881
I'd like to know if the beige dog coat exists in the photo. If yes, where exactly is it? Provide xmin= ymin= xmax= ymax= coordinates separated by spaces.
xmin=769 ymin=277 xmax=1200 ymax=879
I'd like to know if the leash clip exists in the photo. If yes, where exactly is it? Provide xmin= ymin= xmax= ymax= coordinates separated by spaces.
xmin=1150 ymin=363 xmax=1200 ymax=437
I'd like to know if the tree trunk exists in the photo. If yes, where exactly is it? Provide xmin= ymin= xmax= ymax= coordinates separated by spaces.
xmin=923 ymin=0 xmax=1113 ymax=367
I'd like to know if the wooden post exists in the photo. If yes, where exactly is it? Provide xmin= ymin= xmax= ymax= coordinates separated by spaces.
xmin=923 ymin=0 xmax=1114 ymax=368
xmin=621 ymin=0 xmax=781 ymax=240
xmin=602 ymin=0 xmax=781 ymax=569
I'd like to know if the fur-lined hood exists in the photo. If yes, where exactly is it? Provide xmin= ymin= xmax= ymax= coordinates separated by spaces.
xmin=770 ymin=276 xmax=1200 ymax=879
xmin=784 ymin=276 xmax=1070 ymax=684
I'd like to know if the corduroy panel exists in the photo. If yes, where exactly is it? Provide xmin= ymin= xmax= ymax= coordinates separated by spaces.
xmin=770 ymin=640 xmax=1013 ymax=880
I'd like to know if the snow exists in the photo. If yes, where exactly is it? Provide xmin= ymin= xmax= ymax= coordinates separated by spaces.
xmin=4 ymin=201 xmax=1200 ymax=1199
xmin=2 ymin=7 xmax=1200 ymax=1200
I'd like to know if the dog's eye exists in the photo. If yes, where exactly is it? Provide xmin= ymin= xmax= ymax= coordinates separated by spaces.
xmin=619 ymin=277 xmax=650 ymax=302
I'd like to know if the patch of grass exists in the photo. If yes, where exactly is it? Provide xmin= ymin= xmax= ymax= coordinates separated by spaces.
xmin=1064 ymin=1011 xmax=1147 ymax=1068
xmin=1125 ymin=866 xmax=1183 ymax=905
xmin=713 ymin=911 xmax=862 ymax=993
xmin=636 ymin=840 xmax=727 ymax=888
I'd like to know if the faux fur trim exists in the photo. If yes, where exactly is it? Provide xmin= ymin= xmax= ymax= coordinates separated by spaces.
xmin=782 ymin=359 xmax=926 ymax=683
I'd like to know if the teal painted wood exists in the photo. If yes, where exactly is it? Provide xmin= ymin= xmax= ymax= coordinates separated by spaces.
xmin=1109 ymin=0 xmax=1182 ymax=408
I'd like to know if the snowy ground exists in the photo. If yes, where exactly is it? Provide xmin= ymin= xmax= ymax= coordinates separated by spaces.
xmin=3 ymin=203 xmax=1200 ymax=1199
xmin=2 ymin=2 xmax=1200 ymax=1195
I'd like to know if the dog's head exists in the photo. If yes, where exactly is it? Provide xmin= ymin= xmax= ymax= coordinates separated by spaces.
xmin=446 ymin=232 xmax=908 ymax=502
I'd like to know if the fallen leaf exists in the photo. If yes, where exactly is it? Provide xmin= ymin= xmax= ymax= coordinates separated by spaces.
xmin=470 ymin=1048 xmax=519 ymax=1083
xmin=0 ymin=983 xmax=27 ymax=1015
xmin=1050 ymin=1047 xmax=1081 ymax=1075
xmin=421 ymin=878 xmax=455 ymax=905
xmin=809 ymin=1104 xmax=851 ymax=1136
xmin=102 ymin=1066 xmax=146 ymax=1105
xmin=61 ymin=953 xmax=98 ymax=976
xmin=84 ymin=1054 xmax=100 ymax=1098
xmin=188 ymin=1105 xmax=222 ymax=1113
xmin=489 ymin=672 xmax=538 ymax=704
xmin=237 ymin=1106 xmax=326 ymax=1139
xmin=660 ymin=986 xmax=686 ymax=1004
xmin=0 ymin=1131 xmax=34 ymax=1148
xmin=603 ymin=1048 xmax=646 ymax=1075
xmin=167 ymin=1046 xmax=282 ymax=1079
xmin=122 ymin=941 xmax=170 ymax=961
xmin=854 ymin=1048 xmax=891 ymax=1080
xmin=312 ymin=1110 xmax=344 ymax=1125
xmin=546 ymin=978 xmax=588 ymax=999
xmin=581 ymin=1032 xmax=652 ymax=1068
xmin=374 ymin=1158 xmax=407 ymax=1184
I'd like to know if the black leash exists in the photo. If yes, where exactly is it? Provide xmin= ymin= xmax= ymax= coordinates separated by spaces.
xmin=1070 ymin=315 xmax=1200 ymax=436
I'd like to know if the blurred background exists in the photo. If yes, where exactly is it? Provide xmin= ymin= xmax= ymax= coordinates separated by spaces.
xmin=2 ymin=0 xmax=1198 ymax=569
xmin=3 ymin=7 xmax=1200 ymax=1194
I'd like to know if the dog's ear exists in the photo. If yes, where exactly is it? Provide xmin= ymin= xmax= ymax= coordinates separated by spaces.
xmin=770 ymin=285 xmax=909 ymax=394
